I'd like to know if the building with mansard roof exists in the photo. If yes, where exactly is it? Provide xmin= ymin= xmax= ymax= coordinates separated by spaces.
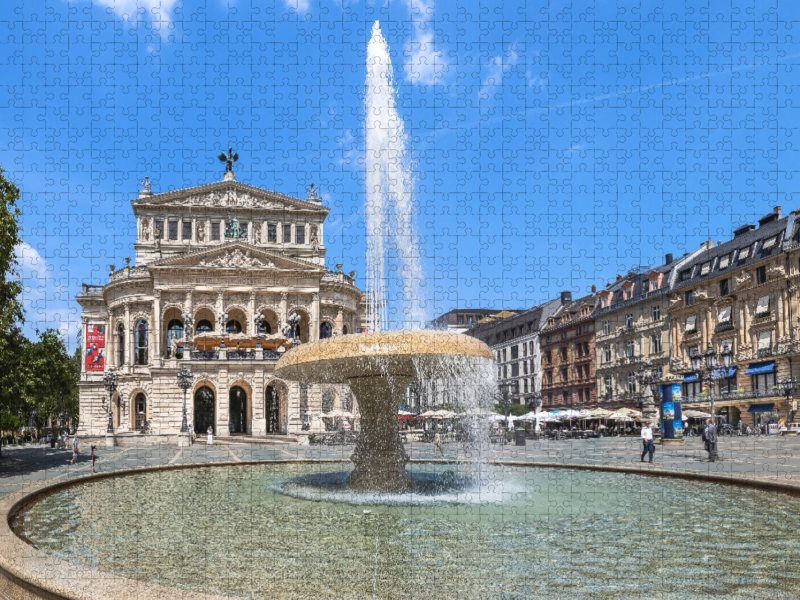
xmin=667 ymin=206 xmax=799 ymax=425
xmin=76 ymin=169 xmax=364 ymax=442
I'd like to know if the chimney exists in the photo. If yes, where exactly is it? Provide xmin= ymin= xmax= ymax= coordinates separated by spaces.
xmin=560 ymin=290 xmax=572 ymax=305
xmin=591 ymin=284 xmax=596 ymax=293
xmin=775 ymin=205 xmax=782 ymax=218
xmin=616 ymin=274 xmax=622 ymax=281
xmin=665 ymin=253 xmax=673 ymax=265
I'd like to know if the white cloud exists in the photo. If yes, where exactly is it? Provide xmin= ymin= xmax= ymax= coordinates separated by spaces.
xmin=405 ymin=28 xmax=446 ymax=86
xmin=89 ymin=0 xmax=178 ymax=39
xmin=14 ymin=242 xmax=76 ymax=340
xmin=284 ymin=0 xmax=311 ymax=12
xmin=479 ymin=47 xmax=519 ymax=101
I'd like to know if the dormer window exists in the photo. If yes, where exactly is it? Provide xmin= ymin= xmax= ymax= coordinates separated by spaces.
xmin=738 ymin=246 xmax=750 ymax=260
xmin=680 ymin=269 xmax=691 ymax=281
xmin=719 ymin=254 xmax=731 ymax=269
xmin=762 ymin=236 xmax=778 ymax=250
xmin=649 ymin=278 xmax=658 ymax=291
xmin=700 ymin=261 xmax=711 ymax=276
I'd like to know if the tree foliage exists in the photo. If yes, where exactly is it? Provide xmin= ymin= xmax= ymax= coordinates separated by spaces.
xmin=0 ymin=168 xmax=79 ymax=455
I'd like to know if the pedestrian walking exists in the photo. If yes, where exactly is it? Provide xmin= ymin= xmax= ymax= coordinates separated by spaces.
xmin=640 ymin=421 xmax=655 ymax=463
xmin=433 ymin=427 xmax=445 ymax=458
xmin=70 ymin=434 xmax=79 ymax=464
xmin=703 ymin=418 xmax=718 ymax=462
xmin=207 ymin=426 xmax=213 ymax=445
xmin=189 ymin=425 xmax=196 ymax=442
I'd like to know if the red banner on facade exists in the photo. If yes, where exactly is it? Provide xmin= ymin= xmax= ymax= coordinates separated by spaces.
xmin=85 ymin=324 xmax=106 ymax=371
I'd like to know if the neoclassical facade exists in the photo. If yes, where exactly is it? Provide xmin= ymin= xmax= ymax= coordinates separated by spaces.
xmin=77 ymin=172 xmax=364 ymax=441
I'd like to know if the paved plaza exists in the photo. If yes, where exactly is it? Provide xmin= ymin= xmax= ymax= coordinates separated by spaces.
xmin=3 ymin=435 xmax=800 ymax=501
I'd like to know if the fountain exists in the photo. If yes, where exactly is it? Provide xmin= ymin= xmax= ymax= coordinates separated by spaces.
xmin=275 ymin=22 xmax=495 ymax=492
xmin=275 ymin=331 xmax=494 ymax=491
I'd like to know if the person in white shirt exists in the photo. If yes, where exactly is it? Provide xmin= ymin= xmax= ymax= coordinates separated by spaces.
xmin=640 ymin=421 xmax=655 ymax=463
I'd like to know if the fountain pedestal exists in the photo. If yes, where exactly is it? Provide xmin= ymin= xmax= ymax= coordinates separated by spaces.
xmin=347 ymin=375 xmax=412 ymax=491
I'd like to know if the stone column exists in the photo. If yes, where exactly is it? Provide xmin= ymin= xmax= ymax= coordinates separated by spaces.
xmin=125 ymin=302 xmax=132 ymax=368
xmin=251 ymin=369 xmax=267 ymax=436
xmin=191 ymin=218 xmax=197 ymax=244
xmin=153 ymin=290 xmax=161 ymax=365
xmin=335 ymin=307 xmax=343 ymax=336
xmin=217 ymin=369 xmax=230 ymax=437
xmin=311 ymin=292 xmax=320 ymax=341
xmin=106 ymin=313 xmax=113 ymax=371
xmin=280 ymin=291 xmax=288 ymax=329
xmin=249 ymin=290 xmax=256 ymax=334
xmin=778 ymin=290 xmax=786 ymax=338
xmin=80 ymin=316 xmax=87 ymax=374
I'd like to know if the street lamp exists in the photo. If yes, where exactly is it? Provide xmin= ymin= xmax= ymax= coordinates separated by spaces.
xmin=176 ymin=365 xmax=194 ymax=433
xmin=635 ymin=364 xmax=661 ymax=426
xmin=690 ymin=343 xmax=718 ymax=423
xmin=102 ymin=369 xmax=119 ymax=435
xmin=778 ymin=377 xmax=797 ymax=423
xmin=218 ymin=311 xmax=229 ymax=349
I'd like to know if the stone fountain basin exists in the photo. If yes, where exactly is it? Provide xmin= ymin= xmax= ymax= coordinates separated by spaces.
xmin=275 ymin=330 xmax=495 ymax=383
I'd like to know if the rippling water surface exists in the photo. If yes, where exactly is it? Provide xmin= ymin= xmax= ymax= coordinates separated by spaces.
xmin=21 ymin=464 xmax=800 ymax=599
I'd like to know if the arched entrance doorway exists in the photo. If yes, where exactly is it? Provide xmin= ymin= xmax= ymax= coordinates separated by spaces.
xmin=229 ymin=386 xmax=247 ymax=434
xmin=265 ymin=384 xmax=281 ymax=434
xmin=134 ymin=393 xmax=147 ymax=432
xmin=194 ymin=386 xmax=215 ymax=434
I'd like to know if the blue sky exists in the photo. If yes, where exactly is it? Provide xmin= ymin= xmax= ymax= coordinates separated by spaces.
xmin=2 ymin=0 xmax=800 ymax=347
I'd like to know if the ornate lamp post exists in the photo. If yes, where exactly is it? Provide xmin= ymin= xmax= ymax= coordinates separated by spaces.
xmin=176 ymin=365 xmax=194 ymax=434
xmin=636 ymin=364 xmax=661 ymax=428
xmin=690 ymin=343 xmax=718 ymax=423
xmin=219 ymin=311 xmax=229 ymax=349
xmin=102 ymin=369 xmax=119 ymax=435
xmin=778 ymin=377 xmax=797 ymax=423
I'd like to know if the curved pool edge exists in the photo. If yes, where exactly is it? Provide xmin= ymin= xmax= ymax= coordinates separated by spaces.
xmin=4 ymin=458 xmax=800 ymax=600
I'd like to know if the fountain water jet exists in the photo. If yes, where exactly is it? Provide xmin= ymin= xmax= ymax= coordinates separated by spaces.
xmin=275 ymin=331 xmax=495 ymax=491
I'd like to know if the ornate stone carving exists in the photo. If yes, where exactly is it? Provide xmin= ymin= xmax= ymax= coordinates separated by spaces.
xmin=253 ymin=222 xmax=262 ymax=244
xmin=197 ymin=221 xmax=205 ymax=242
xmin=198 ymin=249 xmax=275 ymax=269
xmin=141 ymin=218 xmax=150 ymax=241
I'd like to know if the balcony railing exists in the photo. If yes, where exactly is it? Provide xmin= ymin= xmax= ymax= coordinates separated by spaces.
xmin=714 ymin=321 xmax=734 ymax=333
xmin=757 ymin=348 xmax=774 ymax=358
xmin=187 ymin=349 xmax=281 ymax=361
xmin=190 ymin=350 xmax=219 ymax=360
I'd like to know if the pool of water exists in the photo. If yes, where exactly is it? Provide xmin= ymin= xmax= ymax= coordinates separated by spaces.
xmin=20 ymin=463 xmax=800 ymax=599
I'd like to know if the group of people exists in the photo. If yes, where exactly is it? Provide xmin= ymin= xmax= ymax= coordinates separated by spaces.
xmin=641 ymin=417 xmax=719 ymax=464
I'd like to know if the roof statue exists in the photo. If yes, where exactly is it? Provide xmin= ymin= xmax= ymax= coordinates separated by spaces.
xmin=218 ymin=147 xmax=239 ymax=180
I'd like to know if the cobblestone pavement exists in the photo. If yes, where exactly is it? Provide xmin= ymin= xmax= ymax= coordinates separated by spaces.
xmin=2 ymin=434 xmax=799 ymax=500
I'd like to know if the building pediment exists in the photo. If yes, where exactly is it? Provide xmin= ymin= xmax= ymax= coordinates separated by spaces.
xmin=134 ymin=180 xmax=328 ymax=214
xmin=151 ymin=242 xmax=326 ymax=273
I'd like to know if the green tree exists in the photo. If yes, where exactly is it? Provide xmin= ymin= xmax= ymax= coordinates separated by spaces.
xmin=0 ymin=166 xmax=23 ymax=457
xmin=26 ymin=329 xmax=80 ymax=437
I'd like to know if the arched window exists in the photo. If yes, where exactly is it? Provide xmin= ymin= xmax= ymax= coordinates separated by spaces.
xmin=257 ymin=319 xmax=272 ymax=334
xmin=196 ymin=319 xmax=213 ymax=333
xmin=226 ymin=320 xmax=242 ymax=334
xmin=342 ymin=324 xmax=348 ymax=335
xmin=117 ymin=323 xmax=125 ymax=365
xmin=135 ymin=320 xmax=148 ymax=365
xmin=167 ymin=319 xmax=184 ymax=358
xmin=134 ymin=392 xmax=147 ymax=431
xmin=320 ymin=321 xmax=332 ymax=339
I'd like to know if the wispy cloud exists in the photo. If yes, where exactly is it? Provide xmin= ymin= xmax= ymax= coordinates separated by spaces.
xmin=15 ymin=242 xmax=77 ymax=339
xmin=87 ymin=0 xmax=178 ymax=39
xmin=401 ymin=0 xmax=447 ymax=86
xmin=479 ymin=46 xmax=519 ymax=101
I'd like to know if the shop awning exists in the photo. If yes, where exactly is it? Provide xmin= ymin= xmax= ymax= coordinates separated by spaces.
xmin=711 ymin=366 xmax=737 ymax=379
xmin=747 ymin=403 xmax=775 ymax=413
xmin=683 ymin=373 xmax=699 ymax=383
xmin=744 ymin=361 xmax=775 ymax=375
